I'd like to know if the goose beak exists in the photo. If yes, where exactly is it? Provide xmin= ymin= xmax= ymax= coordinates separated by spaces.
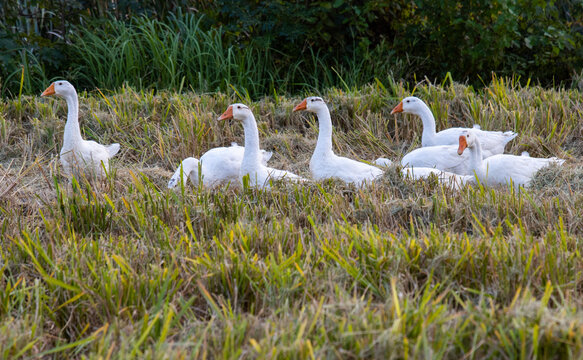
xmin=390 ymin=101 xmax=403 ymax=114
xmin=457 ymin=136 xmax=468 ymax=155
xmin=41 ymin=83 xmax=55 ymax=96
xmin=218 ymin=105 xmax=233 ymax=120
xmin=293 ymin=99 xmax=307 ymax=112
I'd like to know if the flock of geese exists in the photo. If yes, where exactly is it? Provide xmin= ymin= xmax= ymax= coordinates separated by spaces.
xmin=41 ymin=80 xmax=565 ymax=191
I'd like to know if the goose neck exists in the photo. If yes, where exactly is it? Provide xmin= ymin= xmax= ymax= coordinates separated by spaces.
xmin=314 ymin=107 xmax=334 ymax=156
xmin=416 ymin=103 xmax=437 ymax=145
xmin=241 ymin=114 xmax=262 ymax=165
xmin=467 ymin=139 xmax=485 ymax=175
xmin=62 ymin=92 xmax=84 ymax=149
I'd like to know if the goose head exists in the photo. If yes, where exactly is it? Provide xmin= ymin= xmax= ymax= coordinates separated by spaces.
xmin=293 ymin=96 xmax=326 ymax=113
xmin=457 ymin=130 xmax=478 ymax=155
xmin=391 ymin=96 xmax=426 ymax=115
xmin=41 ymin=80 xmax=76 ymax=98
xmin=218 ymin=103 xmax=253 ymax=121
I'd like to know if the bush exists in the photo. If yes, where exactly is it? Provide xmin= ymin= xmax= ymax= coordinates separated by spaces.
xmin=0 ymin=0 xmax=582 ymax=97
xmin=392 ymin=0 xmax=583 ymax=83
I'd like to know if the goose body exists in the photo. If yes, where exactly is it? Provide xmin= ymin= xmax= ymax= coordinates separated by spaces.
xmin=42 ymin=81 xmax=120 ymax=179
xmin=392 ymin=96 xmax=517 ymax=158
xmin=293 ymin=97 xmax=383 ymax=186
xmin=401 ymin=145 xmax=472 ymax=175
xmin=373 ymin=157 xmax=393 ymax=167
xmin=167 ymin=143 xmax=273 ymax=189
xmin=458 ymin=129 xmax=565 ymax=188
xmin=219 ymin=104 xmax=305 ymax=189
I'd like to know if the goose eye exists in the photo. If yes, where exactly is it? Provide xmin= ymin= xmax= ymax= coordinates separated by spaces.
xmin=311 ymin=99 xmax=314 ymax=102
xmin=237 ymin=106 xmax=241 ymax=109
xmin=58 ymin=82 xmax=62 ymax=85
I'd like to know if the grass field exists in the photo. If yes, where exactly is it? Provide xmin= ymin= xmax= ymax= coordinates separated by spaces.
xmin=1 ymin=76 xmax=582 ymax=358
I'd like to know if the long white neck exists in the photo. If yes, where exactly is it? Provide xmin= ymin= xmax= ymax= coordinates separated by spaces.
xmin=241 ymin=114 xmax=262 ymax=167
xmin=467 ymin=139 xmax=485 ymax=177
xmin=62 ymin=91 xmax=84 ymax=149
xmin=415 ymin=102 xmax=437 ymax=145
xmin=313 ymin=106 xmax=334 ymax=157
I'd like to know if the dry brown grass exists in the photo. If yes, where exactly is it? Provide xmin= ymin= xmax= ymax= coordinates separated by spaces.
xmin=1 ymin=78 xmax=582 ymax=358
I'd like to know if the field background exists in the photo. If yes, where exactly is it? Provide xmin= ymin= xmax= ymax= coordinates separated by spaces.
xmin=2 ymin=0 xmax=583 ymax=358
xmin=1 ymin=77 xmax=583 ymax=358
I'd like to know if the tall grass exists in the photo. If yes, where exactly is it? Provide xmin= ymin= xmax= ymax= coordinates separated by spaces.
xmin=69 ymin=14 xmax=281 ymax=96
xmin=0 ymin=48 xmax=51 ymax=98
xmin=3 ymin=12 xmax=405 ymax=98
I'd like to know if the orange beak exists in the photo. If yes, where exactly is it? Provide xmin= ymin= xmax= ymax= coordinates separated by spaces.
xmin=218 ymin=105 xmax=234 ymax=120
xmin=458 ymin=135 xmax=468 ymax=155
xmin=293 ymin=99 xmax=307 ymax=112
xmin=41 ymin=83 xmax=55 ymax=96
xmin=391 ymin=101 xmax=403 ymax=114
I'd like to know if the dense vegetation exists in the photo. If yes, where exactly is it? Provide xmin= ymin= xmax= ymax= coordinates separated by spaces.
xmin=1 ymin=77 xmax=582 ymax=357
xmin=1 ymin=0 xmax=583 ymax=97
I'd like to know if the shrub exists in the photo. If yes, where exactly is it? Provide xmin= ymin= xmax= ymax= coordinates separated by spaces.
xmin=0 ymin=0 xmax=582 ymax=96
xmin=392 ymin=0 xmax=583 ymax=84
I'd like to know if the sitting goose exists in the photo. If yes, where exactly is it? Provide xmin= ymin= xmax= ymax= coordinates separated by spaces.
xmin=457 ymin=129 xmax=565 ymax=188
xmin=168 ymin=143 xmax=272 ymax=189
xmin=391 ymin=96 xmax=517 ymax=158
xmin=293 ymin=96 xmax=384 ymax=186
xmin=218 ymin=104 xmax=305 ymax=189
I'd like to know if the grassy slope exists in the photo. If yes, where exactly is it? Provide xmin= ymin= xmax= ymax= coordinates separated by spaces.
xmin=1 ymin=77 xmax=582 ymax=358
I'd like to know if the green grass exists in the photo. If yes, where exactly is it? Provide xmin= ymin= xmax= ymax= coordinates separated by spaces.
xmin=2 ymin=12 xmax=406 ymax=99
xmin=1 ymin=76 xmax=582 ymax=358
xmin=67 ymin=13 xmax=405 ymax=99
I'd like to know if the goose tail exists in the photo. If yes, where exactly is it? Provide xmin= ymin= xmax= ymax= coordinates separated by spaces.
xmin=106 ymin=143 xmax=121 ymax=157
xmin=168 ymin=157 xmax=199 ymax=188
xmin=374 ymin=157 xmax=393 ymax=167
xmin=503 ymin=131 xmax=518 ymax=145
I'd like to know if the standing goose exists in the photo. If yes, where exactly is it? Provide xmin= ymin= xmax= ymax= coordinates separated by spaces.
xmin=218 ymin=104 xmax=305 ymax=188
xmin=168 ymin=143 xmax=272 ymax=189
xmin=293 ymin=96 xmax=384 ymax=186
xmin=391 ymin=96 xmax=517 ymax=158
xmin=457 ymin=129 xmax=565 ymax=188
xmin=42 ymin=80 xmax=120 ymax=179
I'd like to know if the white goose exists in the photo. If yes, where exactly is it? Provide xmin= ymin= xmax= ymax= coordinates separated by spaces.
xmin=458 ymin=129 xmax=565 ymax=188
xmin=42 ymin=80 xmax=120 ymax=179
xmin=391 ymin=96 xmax=517 ymax=158
xmin=168 ymin=143 xmax=272 ymax=189
xmin=293 ymin=96 xmax=384 ymax=186
xmin=218 ymin=104 xmax=305 ymax=188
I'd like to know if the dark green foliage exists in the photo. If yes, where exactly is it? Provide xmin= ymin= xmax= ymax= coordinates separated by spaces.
xmin=0 ymin=0 xmax=83 ymax=96
xmin=394 ymin=0 xmax=583 ymax=82
xmin=0 ymin=0 xmax=582 ymax=97
xmin=397 ymin=0 xmax=522 ymax=77
xmin=203 ymin=0 xmax=408 ymax=53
